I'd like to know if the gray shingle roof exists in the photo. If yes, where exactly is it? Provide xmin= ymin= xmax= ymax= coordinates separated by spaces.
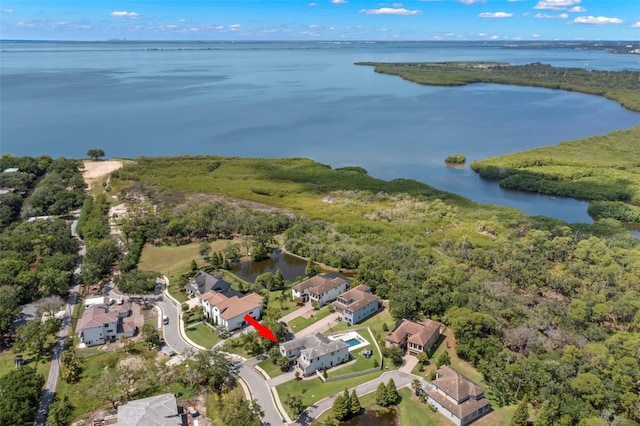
xmin=187 ymin=271 xmax=231 ymax=297
xmin=116 ymin=393 xmax=184 ymax=426
xmin=280 ymin=332 xmax=348 ymax=359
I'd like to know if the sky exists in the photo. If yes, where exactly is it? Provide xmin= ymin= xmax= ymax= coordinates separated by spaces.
xmin=1 ymin=0 xmax=638 ymax=41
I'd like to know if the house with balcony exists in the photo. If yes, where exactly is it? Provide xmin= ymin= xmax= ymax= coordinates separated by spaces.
xmin=333 ymin=284 xmax=381 ymax=325
xmin=385 ymin=318 xmax=443 ymax=356
xmin=279 ymin=332 xmax=349 ymax=375
xmin=292 ymin=273 xmax=350 ymax=306
xmin=77 ymin=303 xmax=135 ymax=347
xmin=426 ymin=366 xmax=491 ymax=426
xmin=201 ymin=291 xmax=264 ymax=332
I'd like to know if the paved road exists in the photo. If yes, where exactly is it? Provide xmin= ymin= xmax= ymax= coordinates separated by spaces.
xmin=237 ymin=363 xmax=287 ymax=426
xmin=35 ymin=215 xmax=84 ymax=426
xmin=156 ymin=294 xmax=192 ymax=354
xmin=292 ymin=371 xmax=420 ymax=426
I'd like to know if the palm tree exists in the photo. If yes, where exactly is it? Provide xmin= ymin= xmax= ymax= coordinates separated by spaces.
xmin=411 ymin=379 xmax=422 ymax=396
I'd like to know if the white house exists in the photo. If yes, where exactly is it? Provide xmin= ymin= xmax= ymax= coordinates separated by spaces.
xmin=292 ymin=273 xmax=350 ymax=306
xmin=333 ymin=284 xmax=381 ymax=325
xmin=201 ymin=291 xmax=264 ymax=332
xmin=279 ymin=332 xmax=349 ymax=376
xmin=77 ymin=304 xmax=135 ymax=346
xmin=426 ymin=366 xmax=491 ymax=426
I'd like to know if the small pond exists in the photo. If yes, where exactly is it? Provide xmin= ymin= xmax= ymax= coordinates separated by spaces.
xmin=230 ymin=249 xmax=308 ymax=283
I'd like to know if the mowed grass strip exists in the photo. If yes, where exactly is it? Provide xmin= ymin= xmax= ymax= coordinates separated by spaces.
xmin=257 ymin=357 xmax=287 ymax=379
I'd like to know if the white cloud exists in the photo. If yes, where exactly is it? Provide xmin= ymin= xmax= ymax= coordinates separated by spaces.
xmin=309 ymin=24 xmax=321 ymax=28
xmin=309 ymin=2 xmax=317 ymax=6
xmin=534 ymin=0 xmax=580 ymax=11
xmin=1 ymin=8 xmax=15 ymax=13
xmin=460 ymin=0 xmax=486 ymax=4
xmin=478 ymin=11 xmax=514 ymax=18
xmin=331 ymin=0 xmax=347 ymax=4
xmin=532 ymin=33 xmax=541 ymax=37
xmin=229 ymin=24 xmax=241 ymax=29
xmin=215 ymin=25 xmax=224 ymax=30
xmin=360 ymin=7 xmax=421 ymax=15
xmin=632 ymin=22 xmax=640 ymax=29
xmin=573 ymin=15 xmax=623 ymax=25
xmin=535 ymin=13 xmax=568 ymax=19
xmin=110 ymin=11 xmax=139 ymax=18
xmin=392 ymin=2 xmax=404 ymax=6
xmin=489 ymin=35 xmax=500 ymax=39
xmin=568 ymin=6 xmax=586 ymax=12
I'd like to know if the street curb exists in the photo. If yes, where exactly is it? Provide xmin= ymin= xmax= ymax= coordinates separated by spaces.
xmin=270 ymin=386 xmax=291 ymax=424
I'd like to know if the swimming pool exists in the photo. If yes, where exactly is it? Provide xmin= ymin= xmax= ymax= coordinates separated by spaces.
xmin=328 ymin=331 xmax=370 ymax=351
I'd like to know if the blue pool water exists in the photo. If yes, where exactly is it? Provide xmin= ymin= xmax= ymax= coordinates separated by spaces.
xmin=345 ymin=338 xmax=360 ymax=347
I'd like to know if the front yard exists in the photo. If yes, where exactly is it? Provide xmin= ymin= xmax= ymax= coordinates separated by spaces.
xmin=257 ymin=357 xmax=287 ymax=379
xmin=185 ymin=322 xmax=222 ymax=349
xmin=276 ymin=370 xmax=383 ymax=419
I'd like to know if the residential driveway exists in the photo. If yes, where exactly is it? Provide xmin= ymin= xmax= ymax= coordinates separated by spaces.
xmin=279 ymin=302 xmax=314 ymax=324
xmin=399 ymin=354 xmax=419 ymax=373
xmin=156 ymin=296 xmax=191 ymax=354
xmin=292 ymin=371 xmax=417 ymax=426
xmin=295 ymin=312 xmax=341 ymax=338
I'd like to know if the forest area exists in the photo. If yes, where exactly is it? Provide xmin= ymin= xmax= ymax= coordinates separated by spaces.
xmin=110 ymin=155 xmax=640 ymax=425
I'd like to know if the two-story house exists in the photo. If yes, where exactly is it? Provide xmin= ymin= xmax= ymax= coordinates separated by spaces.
xmin=77 ymin=303 xmax=135 ymax=347
xmin=201 ymin=291 xmax=264 ymax=332
xmin=385 ymin=318 xmax=443 ymax=356
xmin=426 ymin=366 xmax=491 ymax=426
xmin=279 ymin=332 xmax=350 ymax=375
xmin=292 ymin=273 xmax=350 ymax=306
xmin=187 ymin=271 xmax=233 ymax=299
xmin=333 ymin=284 xmax=381 ymax=325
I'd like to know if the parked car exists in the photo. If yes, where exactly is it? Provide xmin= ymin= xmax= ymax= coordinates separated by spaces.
xmin=163 ymin=315 xmax=169 ymax=325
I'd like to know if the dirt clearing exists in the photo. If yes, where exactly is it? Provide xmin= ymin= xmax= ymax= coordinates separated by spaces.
xmin=82 ymin=160 xmax=123 ymax=189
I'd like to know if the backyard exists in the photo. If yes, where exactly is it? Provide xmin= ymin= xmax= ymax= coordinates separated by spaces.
xmin=326 ymin=329 xmax=381 ymax=378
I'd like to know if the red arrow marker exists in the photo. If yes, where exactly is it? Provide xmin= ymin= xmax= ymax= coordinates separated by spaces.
xmin=244 ymin=314 xmax=278 ymax=343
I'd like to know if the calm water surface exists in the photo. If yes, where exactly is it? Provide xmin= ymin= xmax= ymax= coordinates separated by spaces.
xmin=2 ymin=41 xmax=640 ymax=224
xmin=231 ymin=249 xmax=308 ymax=283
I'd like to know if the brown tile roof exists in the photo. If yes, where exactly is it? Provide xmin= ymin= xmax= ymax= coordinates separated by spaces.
xmin=292 ymin=274 xmax=350 ymax=296
xmin=77 ymin=305 xmax=118 ymax=331
xmin=431 ymin=366 xmax=485 ymax=402
xmin=334 ymin=285 xmax=380 ymax=313
xmin=203 ymin=291 xmax=263 ymax=320
xmin=427 ymin=388 xmax=490 ymax=419
xmin=385 ymin=318 xmax=442 ymax=347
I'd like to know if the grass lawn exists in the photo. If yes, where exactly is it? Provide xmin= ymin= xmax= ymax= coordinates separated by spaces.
xmin=288 ymin=307 xmax=332 ymax=332
xmin=328 ymin=307 xmax=393 ymax=342
xmin=185 ymin=322 xmax=222 ymax=349
xmin=257 ymin=357 xmax=287 ymax=379
xmin=276 ymin=370 xmax=382 ymax=419
xmin=397 ymin=387 xmax=452 ymax=426
xmin=138 ymin=240 xmax=241 ymax=302
xmin=328 ymin=329 xmax=381 ymax=378
xmin=0 ymin=350 xmax=51 ymax=380
xmin=268 ymin=288 xmax=298 ymax=316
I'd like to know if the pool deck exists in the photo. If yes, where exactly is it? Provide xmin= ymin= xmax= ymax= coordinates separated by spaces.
xmin=328 ymin=330 xmax=369 ymax=352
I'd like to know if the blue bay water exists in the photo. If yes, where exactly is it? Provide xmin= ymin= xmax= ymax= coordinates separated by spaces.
xmin=2 ymin=41 xmax=640 ymax=224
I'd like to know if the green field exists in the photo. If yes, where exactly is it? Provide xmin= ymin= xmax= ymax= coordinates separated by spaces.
xmin=288 ymin=307 xmax=333 ymax=332
xmin=185 ymin=322 xmax=222 ymax=349
xmin=276 ymin=370 xmax=383 ymax=419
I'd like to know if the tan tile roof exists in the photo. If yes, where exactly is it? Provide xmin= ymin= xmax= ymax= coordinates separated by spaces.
xmin=432 ymin=366 xmax=485 ymax=402
xmin=333 ymin=285 xmax=380 ymax=313
xmin=292 ymin=274 xmax=350 ymax=296
xmin=427 ymin=388 xmax=490 ymax=419
xmin=385 ymin=318 xmax=442 ymax=347
xmin=203 ymin=291 xmax=263 ymax=320
xmin=77 ymin=305 xmax=118 ymax=331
